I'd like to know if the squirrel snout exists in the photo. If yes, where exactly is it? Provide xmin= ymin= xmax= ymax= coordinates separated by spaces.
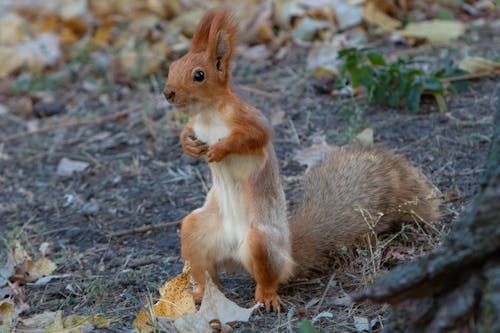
xmin=164 ymin=89 xmax=176 ymax=103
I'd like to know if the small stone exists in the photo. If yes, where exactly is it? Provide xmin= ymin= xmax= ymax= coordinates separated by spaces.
xmin=81 ymin=201 xmax=99 ymax=215
xmin=32 ymin=102 xmax=66 ymax=118
xmin=57 ymin=158 xmax=89 ymax=177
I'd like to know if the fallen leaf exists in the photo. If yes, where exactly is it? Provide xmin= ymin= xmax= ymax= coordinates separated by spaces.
xmin=458 ymin=56 xmax=500 ymax=74
xmin=0 ymin=299 xmax=14 ymax=332
xmin=93 ymin=26 xmax=113 ymax=47
xmin=330 ymin=0 xmax=364 ymax=31
xmin=292 ymin=17 xmax=330 ymax=41
xmin=56 ymin=157 xmax=90 ymax=176
xmin=154 ymin=269 xmax=196 ymax=318
xmin=306 ymin=36 xmax=348 ymax=78
xmin=275 ymin=0 xmax=306 ymax=29
xmin=398 ymin=19 xmax=465 ymax=42
xmin=20 ymin=310 xmax=116 ymax=331
xmin=355 ymin=128 xmax=374 ymax=144
xmin=363 ymin=1 xmax=402 ymax=31
xmin=0 ymin=13 xmax=30 ymax=45
xmin=295 ymin=137 xmax=338 ymax=167
xmin=172 ymin=274 xmax=259 ymax=333
xmin=134 ymin=267 xmax=196 ymax=332
xmin=29 ymin=257 xmax=57 ymax=281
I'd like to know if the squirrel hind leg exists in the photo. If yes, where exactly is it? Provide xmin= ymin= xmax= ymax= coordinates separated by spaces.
xmin=180 ymin=210 xmax=221 ymax=301
xmin=242 ymin=226 xmax=293 ymax=311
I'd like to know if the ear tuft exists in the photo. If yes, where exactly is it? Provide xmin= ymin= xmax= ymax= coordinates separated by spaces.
xmin=191 ymin=9 xmax=238 ymax=56
xmin=191 ymin=11 xmax=218 ymax=53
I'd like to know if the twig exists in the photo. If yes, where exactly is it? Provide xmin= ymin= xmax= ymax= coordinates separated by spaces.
xmin=239 ymin=84 xmax=277 ymax=98
xmin=2 ymin=107 xmax=140 ymax=143
xmin=441 ymin=70 xmax=500 ymax=83
xmin=107 ymin=220 xmax=181 ymax=238
xmin=316 ymin=273 xmax=336 ymax=311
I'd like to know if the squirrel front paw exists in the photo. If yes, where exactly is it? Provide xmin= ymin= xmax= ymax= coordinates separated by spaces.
xmin=206 ymin=144 xmax=228 ymax=163
xmin=255 ymin=285 xmax=283 ymax=312
xmin=181 ymin=133 xmax=208 ymax=159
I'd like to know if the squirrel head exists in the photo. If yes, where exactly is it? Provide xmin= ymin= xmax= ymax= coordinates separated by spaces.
xmin=164 ymin=9 xmax=238 ymax=113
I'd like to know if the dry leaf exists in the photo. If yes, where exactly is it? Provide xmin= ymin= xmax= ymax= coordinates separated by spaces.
xmin=398 ymin=19 xmax=465 ymax=42
xmin=295 ymin=137 xmax=337 ymax=167
xmin=458 ymin=56 xmax=500 ymax=74
xmin=0 ymin=300 xmax=14 ymax=332
xmin=134 ymin=267 xmax=196 ymax=332
xmin=93 ymin=26 xmax=113 ymax=47
xmin=306 ymin=36 xmax=348 ymax=78
xmin=275 ymin=0 xmax=306 ymax=29
xmin=172 ymin=274 xmax=259 ymax=333
xmin=0 ymin=13 xmax=30 ymax=45
xmin=355 ymin=128 xmax=374 ymax=144
xmin=29 ymin=257 xmax=57 ymax=281
xmin=20 ymin=310 xmax=115 ymax=331
xmin=154 ymin=269 xmax=196 ymax=318
xmin=363 ymin=1 xmax=402 ymax=31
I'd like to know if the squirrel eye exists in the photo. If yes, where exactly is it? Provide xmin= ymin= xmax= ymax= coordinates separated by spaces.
xmin=193 ymin=70 xmax=205 ymax=82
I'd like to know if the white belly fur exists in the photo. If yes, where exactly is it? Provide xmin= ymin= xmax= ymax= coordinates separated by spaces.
xmin=192 ymin=109 xmax=254 ymax=261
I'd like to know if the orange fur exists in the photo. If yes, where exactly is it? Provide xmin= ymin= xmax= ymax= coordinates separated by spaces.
xmin=165 ymin=9 xmax=440 ymax=312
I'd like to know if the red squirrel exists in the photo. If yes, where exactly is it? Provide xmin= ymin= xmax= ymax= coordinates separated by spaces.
xmin=164 ymin=9 xmax=440 ymax=311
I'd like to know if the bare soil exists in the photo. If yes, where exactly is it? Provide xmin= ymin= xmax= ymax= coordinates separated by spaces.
xmin=1 ymin=30 xmax=498 ymax=332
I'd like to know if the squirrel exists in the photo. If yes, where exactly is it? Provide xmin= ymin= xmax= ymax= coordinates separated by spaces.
xmin=163 ymin=9 xmax=440 ymax=311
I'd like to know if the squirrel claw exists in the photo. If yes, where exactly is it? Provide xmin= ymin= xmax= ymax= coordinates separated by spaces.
xmin=255 ymin=288 xmax=283 ymax=312
xmin=207 ymin=145 xmax=227 ymax=163
xmin=182 ymin=135 xmax=208 ymax=159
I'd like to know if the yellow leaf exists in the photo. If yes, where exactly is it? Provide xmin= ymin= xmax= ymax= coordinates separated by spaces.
xmin=45 ymin=310 xmax=64 ymax=331
xmin=29 ymin=257 xmax=57 ymax=281
xmin=154 ymin=269 xmax=196 ymax=318
xmin=0 ymin=13 xmax=30 ymax=45
xmin=34 ymin=16 xmax=61 ymax=35
xmin=60 ymin=27 xmax=79 ymax=46
xmin=0 ymin=300 xmax=14 ymax=332
xmin=93 ymin=27 xmax=112 ymax=47
xmin=134 ymin=308 xmax=155 ymax=333
xmin=363 ymin=1 xmax=402 ymax=31
xmin=355 ymin=128 xmax=374 ymax=145
xmin=134 ymin=267 xmax=196 ymax=332
xmin=398 ymin=20 xmax=465 ymax=42
xmin=458 ymin=56 xmax=500 ymax=74
xmin=20 ymin=311 xmax=58 ymax=328
xmin=0 ymin=46 xmax=23 ymax=78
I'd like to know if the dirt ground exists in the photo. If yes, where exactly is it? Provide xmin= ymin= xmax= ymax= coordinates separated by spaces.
xmin=1 ymin=28 xmax=498 ymax=332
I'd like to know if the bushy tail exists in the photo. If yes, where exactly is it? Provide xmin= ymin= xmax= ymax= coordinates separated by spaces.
xmin=290 ymin=145 xmax=440 ymax=275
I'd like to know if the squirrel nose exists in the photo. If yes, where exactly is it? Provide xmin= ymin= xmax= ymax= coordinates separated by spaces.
xmin=164 ymin=89 xmax=176 ymax=102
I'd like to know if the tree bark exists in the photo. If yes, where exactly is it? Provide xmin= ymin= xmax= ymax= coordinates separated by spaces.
xmin=355 ymin=90 xmax=500 ymax=333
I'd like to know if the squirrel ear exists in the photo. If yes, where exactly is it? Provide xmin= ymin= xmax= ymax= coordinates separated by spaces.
xmin=191 ymin=11 xmax=218 ymax=53
xmin=207 ymin=10 xmax=238 ymax=79
xmin=215 ymin=32 xmax=230 ymax=71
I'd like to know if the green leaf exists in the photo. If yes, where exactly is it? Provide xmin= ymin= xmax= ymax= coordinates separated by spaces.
xmin=407 ymin=86 xmax=423 ymax=113
xmin=423 ymin=79 xmax=443 ymax=93
xmin=300 ymin=319 xmax=320 ymax=333
xmin=433 ymin=93 xmax=447 ymax=113
xmin=371 ymin=85 xmax=386 ymax=105
xmin=388 ymin=91 xmax=401 ymax=108
xmin=368 ymin=52 xmax=386 ymax=66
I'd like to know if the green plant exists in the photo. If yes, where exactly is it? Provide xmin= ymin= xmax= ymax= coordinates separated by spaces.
xmin=338 ymin=48 xmax=466 ymax=113
xmin=300 ymin=319 xmax=320 ymax=333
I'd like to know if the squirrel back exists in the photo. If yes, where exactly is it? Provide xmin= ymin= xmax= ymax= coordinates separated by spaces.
xmin=290 ymin=145 xmax=440 ymax=275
